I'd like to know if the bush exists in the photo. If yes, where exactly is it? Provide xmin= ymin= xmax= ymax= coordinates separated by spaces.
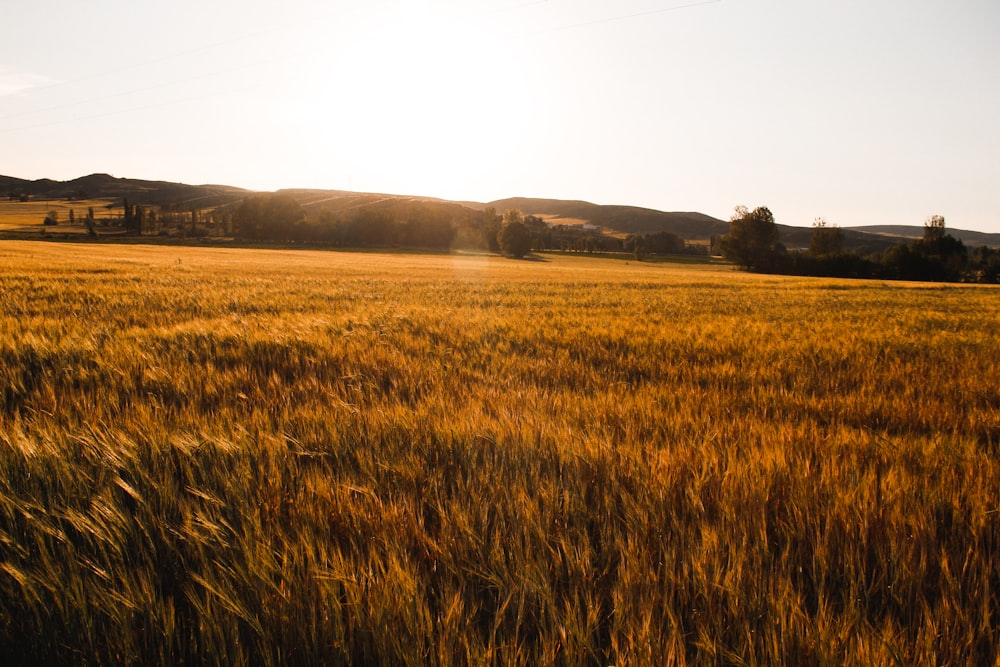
xmin=498 ymin=220 xmax=533 ymax=258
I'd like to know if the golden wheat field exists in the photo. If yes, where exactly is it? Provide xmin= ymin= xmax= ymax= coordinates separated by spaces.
xmin=0 ymin=240 xmax=997 ymax=665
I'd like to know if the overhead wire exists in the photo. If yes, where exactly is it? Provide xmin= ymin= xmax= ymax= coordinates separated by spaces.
xmin=524 ymin=0 xmax=722 ymax=35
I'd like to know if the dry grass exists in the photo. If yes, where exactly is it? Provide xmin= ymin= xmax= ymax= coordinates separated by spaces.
xmin=535 ymin=215 xmax=592 ymax=227
xmin=0 ymin=241 xmax=997 ymax=665
xmin=0 ymin=199 xmax=118 ymax=234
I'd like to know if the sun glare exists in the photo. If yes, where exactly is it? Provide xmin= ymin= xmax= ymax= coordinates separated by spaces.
xmin=294 ymin=3 xmax=533 ymax=197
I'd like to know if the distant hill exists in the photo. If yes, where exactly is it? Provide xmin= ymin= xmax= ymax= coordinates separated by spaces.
xmin=845 ymin=225 xmax=1000 ymax=248
xmin=278 ymin=189 xmax=458 ymax=215
xmin=481 ymin=197 xmax=730 ymax=239
xmin=4 ymin=174 xmax=997 ymax=249
xmin=276 ymin=190 xmax=482 ymax=235
xmin=484 ymin=198 xmax=1000 ymax=250
xmin=0 ymin=173 xmax=247 ymax=209
xmin=777 ymin=225 xmax=905 ymax=254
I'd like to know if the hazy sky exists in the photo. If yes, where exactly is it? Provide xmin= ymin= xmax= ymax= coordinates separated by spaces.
xmin=2 ymin=0 xmax=998 ymax=232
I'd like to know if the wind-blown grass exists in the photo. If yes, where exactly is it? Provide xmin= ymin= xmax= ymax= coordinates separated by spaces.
xmin=0 ymin=241 xmax=997 ymax=664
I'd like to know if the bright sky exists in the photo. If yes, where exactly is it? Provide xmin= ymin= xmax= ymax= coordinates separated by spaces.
xmin=2 ymin=0 xmax=999 ymax=232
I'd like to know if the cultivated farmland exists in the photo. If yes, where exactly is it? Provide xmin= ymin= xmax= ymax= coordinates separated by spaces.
xmin=0 ymin=241 xmax=997 ymax=664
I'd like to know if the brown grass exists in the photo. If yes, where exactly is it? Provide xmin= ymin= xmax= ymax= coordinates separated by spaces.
xmin=0 ymin=199 xmax=119 ymax=234
xmin=0 ymin=241 xmax=997 ymax=664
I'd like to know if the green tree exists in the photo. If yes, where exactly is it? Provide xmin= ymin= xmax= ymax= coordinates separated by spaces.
xmin=497 ymin=209 xmax=532 ymax=258
xmin=880 ymin=215 xmax=967 ymax=282
xmin=639 ymin=231 xmax=684 ymax=255
xmin=400 ymin=206 xmax=457 ymax=250
xmin=233 ymin=194 xmax=304 ymax=241
xmin=85 ymin=207 xmax=96 ymax=236
xmin=123 ymin=197 xmax=134 ymax=232
xmin=970 ymin=246 xmax=1000 ymax=283
xmin=503 ymin=208 xmax=523 ymax=226
xmin=917 ymin=215 xmax=966 ymax=280
xmin=808 ymin=217 xmax=844 ymax=256
xmin=719 ymin=205 xmax=782 ymax=271
xmin=482 ymin=207 xmax=501 ymax=252
xmin=924 ymin=214 xmax=946 ymax=242
xmin=134 ymin=206 xmax=147 ymax=235
xmin=631 ymin=235 xmax=645 ymax=261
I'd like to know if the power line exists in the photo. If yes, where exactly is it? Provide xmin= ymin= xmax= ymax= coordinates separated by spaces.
xmin=465 ymin=0 xmax=551 ymax=18
xmin=525 ymin=0 xmax=722 ymax=35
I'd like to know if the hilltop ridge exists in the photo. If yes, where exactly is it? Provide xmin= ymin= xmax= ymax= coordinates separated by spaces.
xmin=3 ymin=173 xmax=998 ymax=248
xmin=0 ymin=173 xmax=247 ymax=209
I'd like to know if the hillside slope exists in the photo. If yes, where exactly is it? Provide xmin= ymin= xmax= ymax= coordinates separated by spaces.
xmin=1 ymin=173 xmax=247 ymax=209
xmin=483 ymin=197 xmax=729 ymax=239
xmin=4 ymin=174 xmax=997 ymax=247
xmin=846 ymin=225 xmax=1000 ymax=248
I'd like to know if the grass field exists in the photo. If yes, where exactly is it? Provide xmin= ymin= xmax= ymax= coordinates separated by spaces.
xmin=0 ymin=199 xmax=119 ymax=235
xmin=0 ymin=241 xmax=998 ymax=665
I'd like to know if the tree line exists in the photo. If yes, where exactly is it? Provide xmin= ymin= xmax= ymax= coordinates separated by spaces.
xmin=40 ymin=198 xmax=229 ymax=238
xmin=720 ymin=207 xmax=1000 ymax=283
xmin=230 ymin=195 xmax=468 ymax=251
xmin=227 ymin=195 xmax=704 ymax=259
xmin=51 ymin=191 xmax=994 ymax=281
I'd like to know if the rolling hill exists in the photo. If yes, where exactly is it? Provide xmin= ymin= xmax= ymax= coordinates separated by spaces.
xmin=1 ymin=173 xmax=248 ymax=209
xmin=479 ymin=197 xmax=729 ymax=239
xmin=4 ymin=174 xmax=998 ymax=249
xmin=845 ymin=225 xmax=1000 ymax=248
